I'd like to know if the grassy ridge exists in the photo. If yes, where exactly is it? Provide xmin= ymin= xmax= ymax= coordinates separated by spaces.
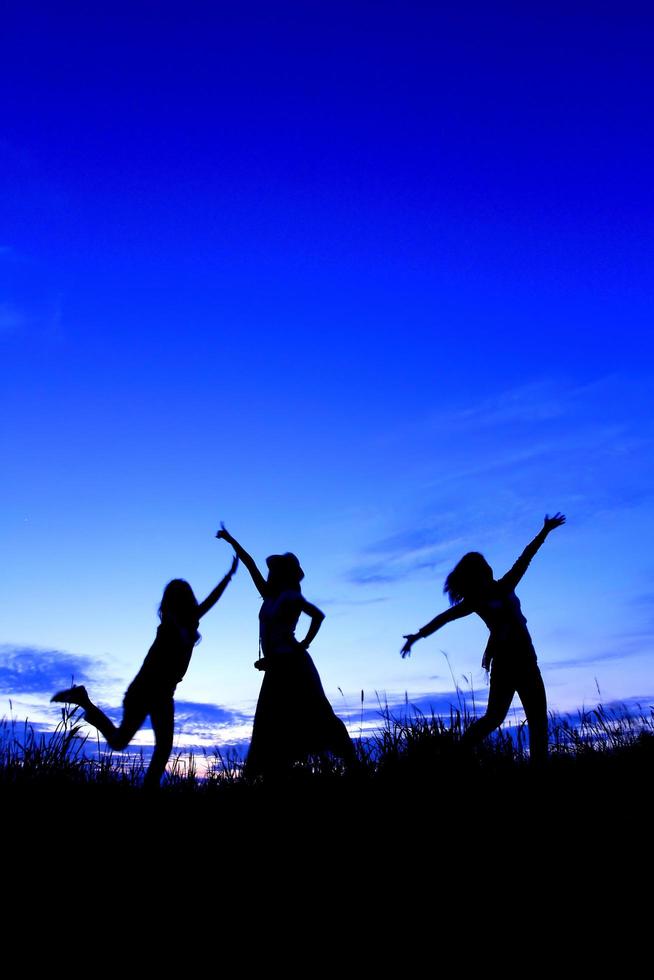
xmin=4 ymin=700 xmax=649 ymax=938
xmin=3 ymin=698 xmax=652 ymax=796
xmin=3 ymin=701 xmax=652 ymax=891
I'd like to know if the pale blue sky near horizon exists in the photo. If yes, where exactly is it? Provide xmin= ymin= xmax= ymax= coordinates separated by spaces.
xmin=2 ymin=4 xmax=653 ymax=756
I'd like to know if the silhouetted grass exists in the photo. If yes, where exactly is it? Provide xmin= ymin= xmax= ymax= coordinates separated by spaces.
xmin=3 ymin=695 xmax=653 ymax=795
xmin=3 ymin=697 xmax=652 ymax=887
xmin=0 ymin=703 xmax=148 ymax=788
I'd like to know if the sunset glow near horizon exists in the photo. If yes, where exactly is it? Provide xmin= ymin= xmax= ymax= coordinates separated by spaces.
xmin=2 ymin=5 xmax=653 ymax=763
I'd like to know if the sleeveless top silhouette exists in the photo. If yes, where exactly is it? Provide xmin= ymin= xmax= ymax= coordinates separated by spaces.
xmin=247 ymin=588 xmax=350 ymax=774
xmin=469 ymin=548 xmax=541 ymax=671
xmin=474 ymin=582 xmax=536 ymax=670
xmin=129 ymin=620 xmax=199 ymax=697
xmin=259 ymin=590 xmax=304 ymax=659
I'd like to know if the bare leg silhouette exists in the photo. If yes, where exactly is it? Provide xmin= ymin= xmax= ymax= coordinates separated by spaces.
xmin=145 ymin=698 xmax=175 ymax=787
xmin=462 ymin=659 xmax=548 ymax=763
xmin=53 ymin=685 xmax=175 ymax=785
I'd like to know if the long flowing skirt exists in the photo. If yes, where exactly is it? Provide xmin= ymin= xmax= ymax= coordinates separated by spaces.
xmin=246 ymin=650 xmax=352 ymax=776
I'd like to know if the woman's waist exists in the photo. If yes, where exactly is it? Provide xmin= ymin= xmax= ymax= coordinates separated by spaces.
xmin=260 ymin=640 xmax=305 ymax=658
xmin=485 ymin=635 xmax=536 ymax=659
xmin=127 ymin=670 xmax=178 ymax=698
xmin=486 ymin=621 xmax=532 ymax=642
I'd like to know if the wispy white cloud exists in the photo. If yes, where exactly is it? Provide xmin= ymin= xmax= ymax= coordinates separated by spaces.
xmin=349 ymin=558 xmax=454 ymax=585
xmin=590 ymin=696 xmax=654 ymax=715
xmin=174 ymin=699 xmax=252 ymax=739
xmin=339 ymin=688 xmax=480 ymax=726
xmin=0 ymin=644 xmax=106 ymax=696
xmin=381 ymin=375 xmax=653 ymax=446
xmin=437 ymin=379 xmax=572 ymax=429
xmin=544 ymin=649 xmax=638 ymax=670
xmin=349 ymin=372 xmax=654 ymax=585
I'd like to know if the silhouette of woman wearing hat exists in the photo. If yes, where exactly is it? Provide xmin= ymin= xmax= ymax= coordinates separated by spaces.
xmin=401 ymin=514 xmax=566 ymax=764
xmin=216 ymin=524 xmax=355 ymax=777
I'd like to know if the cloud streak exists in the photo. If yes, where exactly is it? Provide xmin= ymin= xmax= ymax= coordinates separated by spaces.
xmin=348 ymin=373 xmax=654 ymax=587
xmin=383 ymin=375 xmax=653 ymax=446
xmin=0 ymin=644 xmax=104 ymax=696
xmin=543 ymin=649 xmax=638 ymax=670
xmin=348 ymin=527 xmax=465 ymax=584
xmin=341 ymin=688 xmax=482 ymax=727
xmin=174 ymin=700 xmax=252 ymax=737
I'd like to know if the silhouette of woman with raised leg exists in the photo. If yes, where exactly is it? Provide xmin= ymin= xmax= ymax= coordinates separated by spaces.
xmin=401 ymin=514 xmax=565 ymax=764
xmin=51 ymin=546 xmax=238 ymax=788
xmin=216 ymin=524 xmax=355 ymax=777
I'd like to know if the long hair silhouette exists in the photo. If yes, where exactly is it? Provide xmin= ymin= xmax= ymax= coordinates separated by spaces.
xmin=401 ymin=514 xmax=566 ymax=764
xmin=52 ymin=546 xmax=238 ymax=787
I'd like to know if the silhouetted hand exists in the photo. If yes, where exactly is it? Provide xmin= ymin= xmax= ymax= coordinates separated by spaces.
xmin=401 ymin=634 xmax=418 ymax=658
xmin=216 ymin=522 xmax=234 ymax=543
xmin=543 ymin=513 xmax=566 ymax=534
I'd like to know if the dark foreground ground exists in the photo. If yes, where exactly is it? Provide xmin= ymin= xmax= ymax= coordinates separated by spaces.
xmin=4 ymin=734 xmax=651 ymax=857
xmin=2 ymin=734 xmax=651 ymax=962
xmin=3 ymin=703 xmax=652 ymax=933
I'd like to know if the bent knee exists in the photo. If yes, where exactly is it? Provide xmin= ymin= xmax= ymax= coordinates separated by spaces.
xmin=107 ymin=725 xmax=138 ymax=751
xmin=484 ymin=710 xmax=508 ymax=727
xmin=110 ymin=735 xmax=132 ymax=751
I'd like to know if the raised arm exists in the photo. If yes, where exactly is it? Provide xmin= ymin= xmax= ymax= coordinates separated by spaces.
xmin=216 ymin=524 xmax=268 ymax=598
xmin=401 ymin=601 xmax=473 ymax=658
xmin=297 ymin=598 xmax=326 ymax=650
xmin=197 ymin=554 xmax=239 ymax=619
xmin=501 ymin=512 xmax=566 ymax=591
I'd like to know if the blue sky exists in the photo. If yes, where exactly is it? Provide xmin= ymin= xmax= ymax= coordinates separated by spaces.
xmin=2 ymin=4 xmax=653 ymax=761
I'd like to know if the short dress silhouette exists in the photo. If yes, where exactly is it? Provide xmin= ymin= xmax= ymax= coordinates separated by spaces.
xmin=475 ymin=570 xmax=537 ymax=673
xmin=128 ymin=619 xmax=198 ymax=701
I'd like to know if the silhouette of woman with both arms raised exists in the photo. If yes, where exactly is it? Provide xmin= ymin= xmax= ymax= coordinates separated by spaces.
xmin=401 ymin=514 xmax=566 ymax=764
xmin=51 ymin=544 xmax=238 ymax=788
xmin=216 ymin=524 xmax=355 ymax=777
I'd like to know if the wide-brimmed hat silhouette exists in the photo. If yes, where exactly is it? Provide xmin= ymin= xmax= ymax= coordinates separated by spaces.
xmin=265 ymin=552 xmax=305 ymax=582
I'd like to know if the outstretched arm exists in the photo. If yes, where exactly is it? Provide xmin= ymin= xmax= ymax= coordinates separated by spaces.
xmin=216 ymin=524 xmax=268 ymax=598
xmin=197 ymin=554 xmax=239 ymax=619
xmin=401 ymin=602 xmax=473 ymax=658
xmin=297 ymin=598 xmax=325 ymax=649
xmin=501 ymin=512 xmax=566 ymax=591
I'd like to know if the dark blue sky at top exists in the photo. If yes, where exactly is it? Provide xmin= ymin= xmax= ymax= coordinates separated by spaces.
xmin=2 ymin=4 xmax=653 ymax=744
xmin=3 ymin=5 xmax=651 ymax=494
xmin=4 ymin=4 xmax=652 ymax=357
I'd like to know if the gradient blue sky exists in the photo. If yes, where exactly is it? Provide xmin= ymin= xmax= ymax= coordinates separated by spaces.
xmin=2 ymin=4 xmax=653 ymax=760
